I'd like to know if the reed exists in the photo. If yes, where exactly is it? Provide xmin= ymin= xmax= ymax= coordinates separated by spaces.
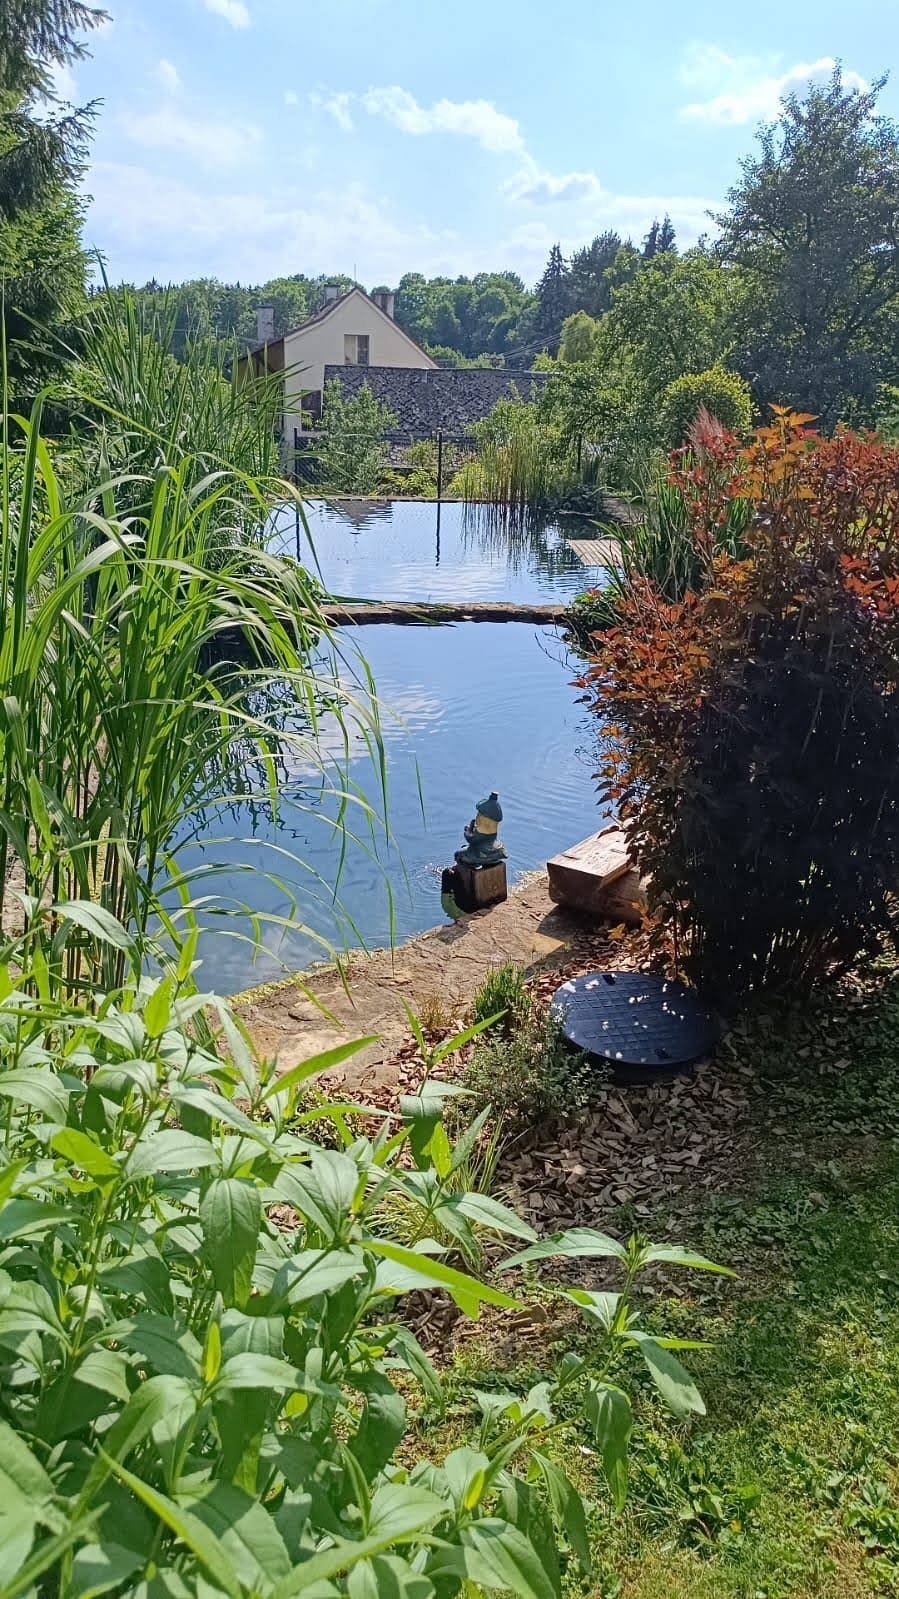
xmin=452 ymin=397 xmax=582 ymax=517
xmin=59 ymin=286 xmax=285 ymax=548
xmin=0 ymin=381 xmax=384 ymax=996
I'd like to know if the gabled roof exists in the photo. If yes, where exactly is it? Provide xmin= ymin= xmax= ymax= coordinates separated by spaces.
xmin=246 ymin=285 xmax=437 ymax=367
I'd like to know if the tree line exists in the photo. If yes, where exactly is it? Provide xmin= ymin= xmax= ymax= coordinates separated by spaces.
xmin=4 ymin=3 xmax=899 ymax=436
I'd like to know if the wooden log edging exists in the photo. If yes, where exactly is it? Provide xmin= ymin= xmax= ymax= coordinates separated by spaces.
xmin=319 ymin=600 xmax=565 ymax=627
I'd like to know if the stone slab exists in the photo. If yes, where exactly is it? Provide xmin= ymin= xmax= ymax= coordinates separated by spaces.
xmin=236 ymin=875 xmax=576 ymax=1096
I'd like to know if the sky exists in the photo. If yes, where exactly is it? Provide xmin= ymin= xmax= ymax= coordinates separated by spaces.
xmin=63 ymin=0 xmax=899 ymax=291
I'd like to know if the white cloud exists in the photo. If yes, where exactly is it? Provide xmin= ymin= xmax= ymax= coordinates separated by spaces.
xmin=507 ymin=165 xmax=603 ymax=205
xmin=309 ymin=90 xmax=354 ymax=131
xmin=680 ymin=45 xmax=868 ymax=124
xmin=121 ymin=107 xmax=261 ymax=168
xmin=284 ymin=89 xmax=299 ymax=107
xmin=84 ymin=162 xmax=463 ymax=285
xmin=361 ymin=85 xmax=524 ymax=153
xmin=155 ymin=59 xmax=181 ymax=93
xmin=202 ymin=0 xmax=251 ymax=28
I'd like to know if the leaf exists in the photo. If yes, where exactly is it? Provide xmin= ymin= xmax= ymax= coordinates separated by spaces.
xmin=499 ymin=1227 xmax=627 ymax=1272
xmin=364 ymin=1239 xmax=521 ymax=1318
xmin=215 ymin=1352 xmax=302 ymax=1391
xmin=388 ymin=1325 xmax=442 ymax=1407
xmin=74 ymin=1347 xmax=131 ymax=1402
xmin=348 ymin=1372 xmax=405 ymax=1481
xmin=271 ymin=1487 xmax=446 ymax=1597
xmin=51 ymin=1127 xmax=119 ymax=1180
xmin=200 ymin=1178 xmax=261 ymax=1309
xmin=531 ymin=1452 xmax=591 ymax=1575
xmin=75 ymin=1375 xmax=196 ymax=1512
xmin=450 ymin=1518 xmax=560 ymax=1599
xmin=454 ymin=1192 xmax=538 ymax=1243
xmin=203 ymin=1320 xmax=222 ymax=1384
xmin=585 ymin=1383 xmax=632 ymax=1511
xmin=629 ymin=1332 xmax=706 ymax=1418
xmin=125 ymin=1129 xmax=219 ymax=1180
xmin=274 ymin=1149 xmax=359 ymax=1237
xmin=185 ymin=1480 xmax=292 ymax=1590
xmin=367 ymin=1482 xmax=448 ymax=1542
xmin=431 ymin=1013 xmax=505 ymax=1064
xmin=0 ymin=1069 xmax=68 ymax=1122
xmin=0 ymin=1198 xmax=70 ymax=1240
xmin=0 ymin=1418 xmax=54 ymax=1502
xmin=346 ymin=1556 xmax=433 ymax=1599
xmin=0 ymin=1513 xmax=102 ymax=1599
xmin=444 ymin=1446 xmax=490 ymax=1512
xmin=562 ymin=1288 xmax=623 ymax=1330
xmin=266 ymin=1248 xmax=366 ymax=1311
xmin=262 ymin=1037 xmax=380 ymax=1101
xmin=143 ymin=976 xmax=175 ymax=1040
xmin=100 ymin=1455 xmax=241 ymax=1599
xmin=69 ymin=1542 xmax=144 ymax=1599
xmin=99 ymin=1253 xmax=174 ymax=1315
xmin=641 ymin=1243 xmax=735 ymax=1276
xmin=51 ymin=900 xmax=133 ymax=952
xmin=115 ymin=1314 xmax=202 ymax=1380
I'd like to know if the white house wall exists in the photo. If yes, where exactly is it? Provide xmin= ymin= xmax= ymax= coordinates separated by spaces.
xmin=282 ymin=292 xmax=436 ymax=440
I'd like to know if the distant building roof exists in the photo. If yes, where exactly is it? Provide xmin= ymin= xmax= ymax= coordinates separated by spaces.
xmin=323 ymin=364 xmax=550 ymax=434
xmin=246 ymin=286 xmax=436 ymax=367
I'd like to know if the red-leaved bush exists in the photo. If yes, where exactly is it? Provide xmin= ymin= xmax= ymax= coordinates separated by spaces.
xmin=582 ymin=410 xmax=899 ymax=999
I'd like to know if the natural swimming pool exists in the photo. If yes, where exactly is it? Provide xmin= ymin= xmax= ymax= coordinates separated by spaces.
xmin=268 ymin=496 xmax=603 ymax=603
xmin=175 ymin=502 xmax=610 ymax=994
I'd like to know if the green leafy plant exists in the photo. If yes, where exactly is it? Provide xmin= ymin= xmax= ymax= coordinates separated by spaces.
xmin=464 ymin=1012 xmax=598 ymax=1132
xmin=317 ymin=379 xmax=397 ymax=494
xmin=471 ymin=962 xmax=531 ymax=1036
xmin=634 ymin=1435 xmax=760 ymax=1546
xmin=402 ymin=998 xmax=503 ymax=1082
xmin=0 ymin=928 xmax=730 ymax=1596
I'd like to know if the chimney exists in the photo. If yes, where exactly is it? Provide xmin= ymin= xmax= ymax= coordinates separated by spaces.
xmin=255 ymin=304 xmax=275 ymax=344
xmin=324 ymin=282 xmax=340 ymax=304
xmin=372 ymin=288 xmax=395 ymax=320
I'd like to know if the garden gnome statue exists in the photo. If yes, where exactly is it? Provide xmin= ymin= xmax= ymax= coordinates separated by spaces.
xmin=448 ymin=791 xmax=508 ymax=912
xmin=455 ymin=791 xmax=506 ymax=867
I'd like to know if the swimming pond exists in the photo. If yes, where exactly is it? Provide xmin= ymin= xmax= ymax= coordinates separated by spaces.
xmin=176 ymin=620 xmax=607 ymax=994
xmin=267 ymin=496 xmax=606 ymax=604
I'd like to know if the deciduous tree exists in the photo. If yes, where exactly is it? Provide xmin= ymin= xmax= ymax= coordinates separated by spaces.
xmin=716 ymin=67 xmax=899 ymax=423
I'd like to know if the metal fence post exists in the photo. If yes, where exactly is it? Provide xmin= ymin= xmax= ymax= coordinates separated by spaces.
xmin=437 ymin=429 xmax=444 ymax=503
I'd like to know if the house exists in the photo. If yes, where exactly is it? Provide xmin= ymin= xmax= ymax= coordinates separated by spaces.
xmin=242 ymin=285 xmax=437 ymax=442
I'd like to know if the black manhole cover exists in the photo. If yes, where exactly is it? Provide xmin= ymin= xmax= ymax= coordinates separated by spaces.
xmin=550 ymin=970 xmax=722 ymax=1076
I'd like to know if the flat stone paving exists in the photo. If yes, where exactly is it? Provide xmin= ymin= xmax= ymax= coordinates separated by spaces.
xmin=235 ymin=875 xmax=579 ymax=1096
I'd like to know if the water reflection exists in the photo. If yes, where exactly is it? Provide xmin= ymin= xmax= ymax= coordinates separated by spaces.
xmin=267 ymin=497 xmax=606 ymax=604
xmin=173 ymin=622 xmax=605 ymax=994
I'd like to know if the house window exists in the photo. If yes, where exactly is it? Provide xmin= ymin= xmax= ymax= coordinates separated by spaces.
xmin=344 ymin=334 xmax=370 ymax=365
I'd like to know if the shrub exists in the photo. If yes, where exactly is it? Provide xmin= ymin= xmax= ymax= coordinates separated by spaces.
xmin=660 ymin=368 xmax=752 ymax=447
xmin=565 ymin=585 xmax=615 ymax=647
xmin=583 ymin=410 xmax=899 ymax=999
xmin=471 ymin=961 xmax=531 ymax=1035
xmin=317 ymin=378 xmax=397 ymax=493
xmin=464 ymin=1011 xmax=598 ymax=1130
xmin=0 ymin=925 xmax=727 ymax=1593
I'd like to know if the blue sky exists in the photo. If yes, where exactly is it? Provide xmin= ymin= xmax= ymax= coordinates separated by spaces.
xmin=67 ymin=0 xmax=898 ymax=290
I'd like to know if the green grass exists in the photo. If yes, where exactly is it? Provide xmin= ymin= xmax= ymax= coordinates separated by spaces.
xmin=432 ymin=972 xmax=899 ymax=1597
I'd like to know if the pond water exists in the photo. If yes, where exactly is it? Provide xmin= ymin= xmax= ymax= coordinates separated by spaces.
xmin=267 ymin=496 xmax=605 ymax=603
xmin=177 ymin=621 xmax=607 ymax=995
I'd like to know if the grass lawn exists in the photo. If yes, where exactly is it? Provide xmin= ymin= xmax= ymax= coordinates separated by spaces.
xmin=431 ymin=967 xmax=899 ymax=1597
